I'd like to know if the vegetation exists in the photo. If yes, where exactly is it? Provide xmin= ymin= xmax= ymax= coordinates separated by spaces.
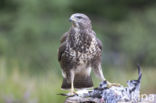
xmin=0 ymin=0 xmax=156 ymax=102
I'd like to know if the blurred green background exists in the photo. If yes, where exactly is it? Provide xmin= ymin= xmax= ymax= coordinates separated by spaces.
xmin=0 ymin=0 xmax=156 ymax=103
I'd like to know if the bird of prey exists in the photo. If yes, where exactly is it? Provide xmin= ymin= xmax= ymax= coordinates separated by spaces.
xmin=58 ymin=13 xmax=119 ymax=94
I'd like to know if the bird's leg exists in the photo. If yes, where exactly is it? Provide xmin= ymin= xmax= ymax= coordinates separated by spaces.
xmin=71 ymin=80 xmax=74 ymax=94
xmin=94 ymin=64 xmax=120 ymax=88
xmin=93 ymin=64 xmax=105 ymax=81
xmin=70 ymin=70 xmax=76 ymax=95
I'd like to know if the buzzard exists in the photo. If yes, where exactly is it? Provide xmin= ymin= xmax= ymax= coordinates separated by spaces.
xmin=58 ymin=13 xmax=119 ymax=94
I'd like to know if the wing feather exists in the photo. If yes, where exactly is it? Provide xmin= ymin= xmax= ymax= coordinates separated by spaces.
xmin=96 ymin=38 xmax=102 ymax=50
xmin=58 ymin=31 xmax=69 ymax=61
xmin=58 ymin=42 xmax=66 ymax=61
xmin=92 ymin=30 xmax=103 ymax=50
xmin=60 ymin=32 xmax=68 ymax=43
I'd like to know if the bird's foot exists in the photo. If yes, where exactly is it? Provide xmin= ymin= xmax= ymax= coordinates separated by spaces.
xmin=67 ymin=89 xmax=77 ymax=96
xmin=107 ymin=81 xmax=121 ymax=88
xmin=58 ymin=92 xmax=77 ymax=97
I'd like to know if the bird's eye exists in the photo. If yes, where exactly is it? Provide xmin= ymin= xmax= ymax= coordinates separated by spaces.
xmin=76 ymin=16 xmax=82 ymax=19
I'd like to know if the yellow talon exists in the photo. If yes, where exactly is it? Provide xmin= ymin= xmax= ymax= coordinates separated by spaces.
xmin=69 ymin=81 xmax=77 ymax=96
xmin=107 ymin=81 xmax=121 ymax=88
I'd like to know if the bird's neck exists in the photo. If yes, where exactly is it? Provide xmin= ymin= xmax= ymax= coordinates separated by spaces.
xmin=68 ymin=27 xmax=92 ymax=49
xmin=73 ymin=26 xmax=80 ymax=33
xmin=69 ymin=27 xmax=89 ymax=41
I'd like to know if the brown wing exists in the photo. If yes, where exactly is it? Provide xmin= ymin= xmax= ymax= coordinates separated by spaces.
xmin=92 ymin=30 xmax=102 ymax=50
xmin=58 ymin=31 xmax=69 ymax=61
xmin=60 ymin=32 xmax=68 ymax=43
xmin=96 ymin=38 xmax=102 ymax=50
xmin=58 ymin=42 xmax=66 ymax=61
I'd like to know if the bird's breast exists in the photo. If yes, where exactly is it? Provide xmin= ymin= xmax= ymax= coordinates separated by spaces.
xmin=65 ymin=36 xmax=100 ymax=65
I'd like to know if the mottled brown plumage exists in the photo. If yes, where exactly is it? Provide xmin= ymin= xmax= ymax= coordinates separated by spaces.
xmin=58 ymin=13 xmax=105 ymax=93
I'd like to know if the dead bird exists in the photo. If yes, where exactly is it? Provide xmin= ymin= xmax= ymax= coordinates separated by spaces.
xmin=87 ymin=65 xmax=142 ymax=103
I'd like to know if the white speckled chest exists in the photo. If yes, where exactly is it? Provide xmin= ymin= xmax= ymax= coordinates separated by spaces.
xmin=65 ymin=33 xmax=100 ymax=65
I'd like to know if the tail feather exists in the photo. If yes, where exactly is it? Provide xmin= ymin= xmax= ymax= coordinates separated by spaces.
xmin=137 ymin=64 xmax=142 ymax=82
xmin=61 ymin=74 xmax=93 ymax=89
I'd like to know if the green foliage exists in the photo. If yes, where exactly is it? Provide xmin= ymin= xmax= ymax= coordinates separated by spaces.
xmin=0 ymin=0 xmax=71 ymax=73
xmin=96 ymin=6 xmax=156 ymax=66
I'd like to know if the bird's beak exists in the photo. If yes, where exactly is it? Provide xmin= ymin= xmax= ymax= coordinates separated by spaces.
xmin=69 ymin=15 xmax=77 ymax=27
xmin=69 ymin=15 xmax=76 ymax=22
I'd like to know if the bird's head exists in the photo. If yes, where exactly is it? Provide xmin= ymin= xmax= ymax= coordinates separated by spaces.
xmin=69 ymin=13 xmax=92 ymax=30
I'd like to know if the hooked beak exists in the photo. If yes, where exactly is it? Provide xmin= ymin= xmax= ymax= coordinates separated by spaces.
xmin=69 ymin=15 xmax=76 ymax=22
xmin=69 ymin=15 xmax=77 ymax=27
